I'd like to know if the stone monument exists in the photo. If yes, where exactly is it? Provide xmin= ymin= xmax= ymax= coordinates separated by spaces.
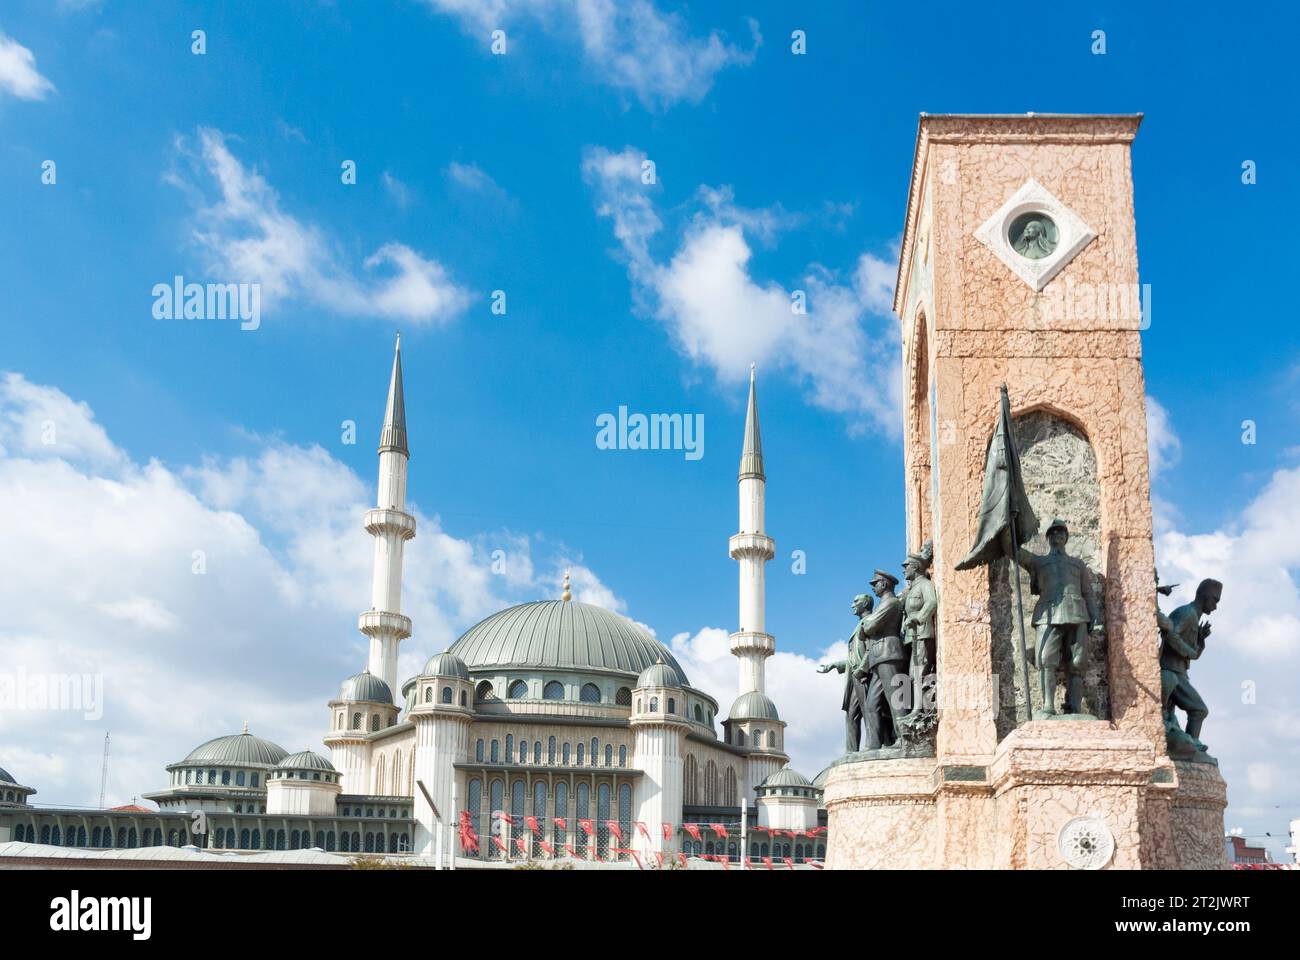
xmin=823 ymin=114 xmax=1228 ymax=870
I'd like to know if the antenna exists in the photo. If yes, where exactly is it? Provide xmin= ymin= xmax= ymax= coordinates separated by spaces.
xmin=98 ymin=732 xmax=110 ymax=808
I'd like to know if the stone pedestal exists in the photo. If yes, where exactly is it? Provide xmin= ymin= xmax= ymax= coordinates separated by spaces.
xmin=823 ymin=758 xmax=938 ymax=869
xmin=1169 ymin=759 xmax=1229 ymax=870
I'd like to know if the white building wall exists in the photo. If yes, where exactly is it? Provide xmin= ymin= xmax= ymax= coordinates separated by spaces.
xmin=632 ymin=725 xmax=683 ymax=858
xmin=412 ymin=715 xmax=469 ymax=856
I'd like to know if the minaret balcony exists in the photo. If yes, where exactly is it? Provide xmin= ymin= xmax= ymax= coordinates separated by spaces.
xmin=364 ymin=508 xmax=416 ymax=540
xmin=728 ymin=533 xmax=774 ymax=561
xmin=729 ymin=631 xmax=774 ymax=657
xmin=358 ymin=610 xmax=413 ymax=640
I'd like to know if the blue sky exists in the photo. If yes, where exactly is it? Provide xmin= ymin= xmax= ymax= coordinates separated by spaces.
xmin=2 ymin=1 xmax=1297 ymax=859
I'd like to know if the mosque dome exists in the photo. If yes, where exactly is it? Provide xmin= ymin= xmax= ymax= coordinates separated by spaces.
xmin=636 ymin=658 xmax=683 ymax=689
xmin=761 ymin=766 xmax=811 ymax=788
xmin=422 ymin=651 xmax=471 ymax=680
xmin=0 ymin=767 xmax=16 ymax=785
xmin=449 ymin=600 xmax=689 ymax=683
xmin=338 ymin=670 xmax=394 ymax=705
xmin=182 ymin=730 xmax=289 ymax=767
xmin=728 ymin=691 xmax=781 ymax=721
xmin=274 ymin=750 xmax=335 ymax=773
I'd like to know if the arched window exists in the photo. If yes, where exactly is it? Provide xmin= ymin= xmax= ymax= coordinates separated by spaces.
xmin=221 ymin=769 xmax=230 ymax=785
xmin=737 ymin=729 xmax=746 ymax=746
xmin=375 ymin=755 xmax=385 ymax=794
xmin=505 ymin=734 xmax=513 ymax=760
xmin=753 ymin=727 xmax=763 ymax=746
xmin=475 ymin=739 xmax=485 ymax=762
xmin=533 ymin=741 xmax=541 ymax=764
xmin=370 ymin=714 xmax=380 ymax=732
xmin=684 ymin=755 xmax=698 ymax=804
xmin=617 ymin=783 xmax=632 ymax=862
xmin=490 ymin=739 xmax=500 ymax=763
xmin=562 ymin=742 xmax=570 ymax=765
xmin=668 ymin=697 xmax=675 ymax=714
xmin=489 ymin=779 xmax=504 ymax=859
xmin=251 ymin=773 xmax=259 ymax=787
xmin=580 ymin=683 xmax=601 ymax=703
xmin=618 ymin=744 xmax=627 ymax=767
xmin=532 ymin=781 xmax=547 ymax=856
xmin=725 ymin=768 xmax=737 ymax=807
xmin=649 ymin=696 xmax=659 ymax=712
xmin=693 ymin=704 xmax=702 ymax=722
xmin=352 ymin=712 xmax=361 ymax=730
xmin=615 ymin=686 xmax=632 ymax=706
xmin=236 ymin=771 xmax=245 ymax=786
xmin=590 ymin=738 xmax=599 ymax=762
xmin=440 ymin=686 xmax=453 ymax=704
xmin=476 ymin=680 xmax=494 ymax=700
xmin=604 ymin=744 xmax=613 ymax=766
xmin=424 ymin=687 xmax=432 ymax=702
xmin=704 ymin=760 xmax=718 ymax=805
xmin=553 ymin=782 xmax=568 ymax=849
xmin=508 ymin=680 xmax=528 ymax=699
xmin=392 ymin=753 xmax=402 ymax=794
xmin=596 ymin=783 xmax=611 ymax=857
xmin=576 ymin=742 xmax=585 ymax=765
xmin=510 ymin=780 xmax=526 ymax=857
xmin=460 ymin=690 xmax=467 ymax=706
xmin=575 ymin=783 xmax=590 ymax=855
xmin=543 ymin=681 xmax=564 ymax=700
xmin=468 ymin=777 xmax=483 ymax=859
xmin=519 ymin=740 xmax=528 ymax=763
xmin=547 ymin=736 xmax=556 ymax=763
xmin=768 ymin=730 xmax=777 ymax=748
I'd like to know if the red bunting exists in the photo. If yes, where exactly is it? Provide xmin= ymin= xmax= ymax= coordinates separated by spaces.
xmin=524 ymin=815 xmax=540 ymax=834
xmin=761 ymin=856 xmax=774 ymax=870
xmin=809 ymin=860 xmax=824 ymax=869
xmin=458 ymin=810 xmax=480 ymax=854
xmin=635 ymin=821 xmax=651 ymax=841
xmin=514 ymin=837 xmax=528 ymax=855
xmin=614 ymin=848 xmax=643 ymax=870
xmin=552 ymin=817 xmax=566 ymax=832
xmin=677 ymin=853 xmax=687 ymax=868
xmin=684 ymin=823 xmax=702 ymax=841
xmin=606 ymin=820 xmax=624 ymax=842
xmin=539 ymin=840 xmax=555 ymax=857
xmin=492 ymin=835 xmax=508 ymax=852
xmin=654 ymin=852 xmax=665 ymax=868
xmin=579 ymin=818 xmax=594 ymax=836
xmin=564 ymin=844 xmax=580 ymax=858
xmin=492 ymin=811 xmax=514 ymax=825
xmin=662 ymin=822 xmax=672 ymax=840
xmin=783 ymin=857 xmax=795 ymax=869
xmin=709 ymin=823 xmax=728 ymax=839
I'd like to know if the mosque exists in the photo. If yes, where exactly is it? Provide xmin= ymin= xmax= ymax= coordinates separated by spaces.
xmin=0 ymin=339 xmax=828 ymax=867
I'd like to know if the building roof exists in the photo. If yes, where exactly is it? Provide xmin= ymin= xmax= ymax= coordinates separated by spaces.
xmin=728 ymin=690 xmax=781 ymax=721
xmin=378 ymin=334 xmax=408 ymax=456
xmin=339 ymin=670 xmax=394 ymax=705
xmin=738 ymin=366 xmax=764 ymax=480
xmin=0 ymin=767 xmax=15 ymax=786
xmin=761 ymin=766 xmax=811 ymax=788
xmin=422 ymin=650 xmax=471 ymax=680
xmin=450 ymin=599 xmax=689 ymax=682
xmin=275 ymin=750 xmax=336 ymax=772
xmin=181 ymin=730 xmax=289 ymax=767
xmin=636 ymin=658 xmax=683 ymax=689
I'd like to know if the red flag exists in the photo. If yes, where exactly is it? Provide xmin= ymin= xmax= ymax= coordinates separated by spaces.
xmin=514 ymin=837 xmax=528 ymax=855
xmin=762 ymin=856 xmax=774 ymax=870
xmin=614 ymin=848 xmax=643 ymax=870
xmin=783 ymin=857 xmax=795 ymax=869
xmin=492 ymin=835 xmax=508 ymax=852
xmin=539 ymin=840 xmax=555 ymax=857
xmin=524 ymin=815 xmax=540 ymax=834
xmin=719 ymin=855 xmax=730 ymax=872
xmin=606 ymin=820 xmax=624 ymax=842
xmin=635 ymin=821 xmax=651 ymax=841
xmin=457 ymin=810 xmax=480 ymax=854
xmin=564 ymin=844 xmax=580 ymax=858
xmin=684 ymin=823 xmax=702 ymax=841
xmin=579 ymin=818 xmax=594 ymax=836
xmin=677 ymin=852 xmax=687 ymax=868
xmin=752 ymin=825 xmax=768 ymax=835
xmin=809 ymin=859 xmax=825 ymax=870
xmin=654 ymin=852 xmax=665 ymax=868
xmin=492 ymin=811 xmax=514 ymax=825
xmin=662 ymin=822 xmax=672 ymax=841
xmin=552 ymin=817 xmax=566 ymax=832
xmin=709 ymin=823 xmax=728 ymax=839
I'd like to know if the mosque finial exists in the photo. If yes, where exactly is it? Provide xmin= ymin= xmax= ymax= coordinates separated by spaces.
xmin=561 ymin=570 xmax=572 ymax=602
xmin=242 ymin=720 xmax=248 ymax=735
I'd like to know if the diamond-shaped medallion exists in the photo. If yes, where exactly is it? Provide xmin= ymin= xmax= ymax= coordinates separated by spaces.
xmin=974 ymin=179 xmax=1096 ymax=292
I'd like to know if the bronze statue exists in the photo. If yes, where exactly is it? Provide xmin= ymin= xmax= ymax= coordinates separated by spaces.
xmin=900 ymin=541 xmax=938 ymax=733
xmin=1160 ymin=578 xmax=1220 ymax=760
xmin=1012 ymin=217 xmax=1056 ymax=259
xmin=818 ymin=593 xmax=873 ymax=752
xmin=1015 ymin=518 xmax=1103 ymax=719
xmin=860 ymin=570 xmax=909 ymax=748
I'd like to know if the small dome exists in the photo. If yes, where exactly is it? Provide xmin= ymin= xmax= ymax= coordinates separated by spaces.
xmin=183 ymin=731 xmax=289 ymax=766
xmin=812 ymin=766 xmax=832 ymax=788
xmin=422 ymin=651 xmax=470 ymax=680
xmin=338 ymin=670 xmax=394 ymax=705
xmin=0 ymin=767 xmax=15 ymax=785
xmin=636 ymin=658 xmax=682 ymax=689
xmin=761 ymin=765 xmax=811 ymax=788
xmin=728 ymin=691 xmax=781 ymax=721
xmin=275 ymin=750 xmax=335 ymax=772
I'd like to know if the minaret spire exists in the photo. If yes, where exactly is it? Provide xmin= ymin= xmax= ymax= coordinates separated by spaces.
xmin=360 ymin=336 xmax=417 ymax=696
xmin=739 ymin=362 xmax=764 ymax=480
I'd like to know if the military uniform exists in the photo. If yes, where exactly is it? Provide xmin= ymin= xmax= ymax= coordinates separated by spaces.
xmin=902 ymin=571 xmax=938 ymax=718
xmin=1162 ymin=601 xmax=1209 ymax=745
xmin=827 ymin=626 xmax=870 ymax=752
xmin=860 ymin=587 xmax=909 ymax=748
xmin=1016 ymin=520 xmax=1101 ymax=715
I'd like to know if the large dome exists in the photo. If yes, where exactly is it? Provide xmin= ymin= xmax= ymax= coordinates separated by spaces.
xmin=182 ymin=731 xmax=288 ymax=767
xmin=450 ymin=600 xmax=688 ymax=683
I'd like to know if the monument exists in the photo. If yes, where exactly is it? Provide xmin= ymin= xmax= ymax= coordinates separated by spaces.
xmin=822 ymin=114 xmax=1229 ymax=870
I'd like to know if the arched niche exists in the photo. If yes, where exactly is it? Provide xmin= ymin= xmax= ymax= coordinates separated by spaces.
xmin=988 ymin=408 xmax=1109 ymax=740
xmin=906 ymin=306 xmax=934 ymax=549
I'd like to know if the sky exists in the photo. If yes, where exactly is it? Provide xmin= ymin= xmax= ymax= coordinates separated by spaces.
xmin=1 ymin=1 xmax=1297 ymax=860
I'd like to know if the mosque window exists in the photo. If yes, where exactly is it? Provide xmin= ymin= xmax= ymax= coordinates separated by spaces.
xmin=370 ymin=714 xmax=380 ymax=731
xmin=637 ymin=698 xmax=642 ymax=712
xmin=618 ymin=745 xmax=626 ymax=767
xmin=505 ymin=734 xmax=513 ymax=759
xmin=352 ymin=712 xmax=362 ymax=730
xmin=605 ymin=744 xmax=613 ymax=766
xmin=476 ymin=739 xmax=485 ymax=762
xmin=591 ymin=738 xmax=599 ymax=762
xmin=184 ymin=770 xmax=191 ymax=784
xmin=236 ymin=771 xmax=245 ymax=786
xmin=575 ymin=783 xmax=590 ymax=856
xmin=615 ymin=687 xmax=632 ymax=706
xmin=533 ymin=741 xmax=542 ymax=764
xmin=208 ymin=769 xmax=216 ymax=784
xmin=754 ymin=728 xmax=763 ymax=745
xmin=668 ymin=698 xmax=675 ymax=714
xmin=576 ymin=742 xmax=585 ymax=765
xmin=460 ymin=690 xmax=468 ymax=706
xmin=769 ymin=731 xmax=777 ymax=748
xmin=222 ymin=770 xmax=230 ymax=785
xmin=543 ymin=681 xmax=564 ymax=700
xmin=596 ymin=784 xmax=611 ymax=857
xmin=693 ymin=704 xmax=702 ymax=723
xmin=562 ymin=742 xmax=570 ymax=765
xmin=424 ymin=688 xmax=432 ymax=703
xmin=649 ymin=696 xmax=659 ymax=712
xmin=508 ymin=680 xmax=528 ymax=699
xmin=468 ymin=778 xmax=483 ymax=858
xmin=548 ymin=736 xmax=556 ymax=763
xmin=441 ymin=686 xmax=453 ymax=704
xmin=725 ymin=769 xmax=737 ymax=807
xmin=251 ymin=773 xmax=259 ymax=788
xmin=520 ymin=741 xmax=528 ymax=763
xmin=236 ymin=804 xmax=243 ymax=813
xmin=533 ymin=781 xmax=548 ymax=856
xmin=491 ymin=740 xmax=500 ymax=763
xmin=737 ymin=730 xmax=746 ymax=746
xmin=476 ymin=680 xmax=494 ymax=701
xmin=580 ymin=683 xmax=601 ymax=704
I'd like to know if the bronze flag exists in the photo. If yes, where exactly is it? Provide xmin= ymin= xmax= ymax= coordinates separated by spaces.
xmin=955 ymin=384 xmax=1038 ymax=570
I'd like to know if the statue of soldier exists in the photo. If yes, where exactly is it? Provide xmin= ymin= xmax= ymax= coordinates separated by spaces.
xmin=860 ymin=570 xmax=909 ymax=748
xmin=1015 ymin=518 xmax=1103 ymax=719
xmin=818 ymin=593 xmax=874 ymax=753
xmin=1161 ymin=579 xmax=1220 ymax=757
xmin=901 ymin=541 xmax=938 ymax=727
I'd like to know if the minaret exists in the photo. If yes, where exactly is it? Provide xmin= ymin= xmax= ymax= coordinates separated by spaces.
xmin=360 ymin=335 xmax=416 ymax=695
xmin=729 ymin=365 xmax=775 ymax=695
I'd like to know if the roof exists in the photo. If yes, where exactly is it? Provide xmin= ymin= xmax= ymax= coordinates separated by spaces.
xmin=339 ymin=670 xmax=394 ymax=705
xmin=450 ymin=600 xmax=689 ymax=683
xmin=378 ymin=335 xmax=408 ymax=456
xmin=110 ymin=804 xmax=155 ymax=813
xmin=0 ymin=767 xmax=15 ymax=786
xmin=275 ymin=750 xmax=336 ymax=772
xmin=728 ymin=691 xmax=781 ymax=721
xmin=761 ymin=766 xmax=811 ymax=788
xmin=738 ymin=366 xmax=764 ymax=480
xmin=422 ymin=651 xmax=471 ymax=680
xmin=636 ymin=658 xmax=682 ymax=689
xmin=181 ymin=731 xmax=289 ymax=767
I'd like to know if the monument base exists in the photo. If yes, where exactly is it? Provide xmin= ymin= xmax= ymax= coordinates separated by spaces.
xmin=824 ymin=720 xmax=1213 ymax=869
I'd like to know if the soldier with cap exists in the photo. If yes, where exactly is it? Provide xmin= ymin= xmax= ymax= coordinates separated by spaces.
xmin=818 ymin=593 xmax=874 ymax=752
xmin=859 ymin=569 xmax=909 ymax=747
xmin=1161 ymin=578 xmax=1220 ymax=756
xmin=1015 ymin=518 xmax=1103 ymax=718
xmin=901 ymin=540 xmax=938 ymax=725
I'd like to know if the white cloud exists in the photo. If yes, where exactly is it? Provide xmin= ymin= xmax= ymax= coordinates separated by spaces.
xmin=583 ymin=145 xmax=902 ymax=432
xmin=168 ymin=128 xmax=470 ymax=325
xmin=419 ymin=0 xmax=759 ymax=109
xmin=1146 ymin=395 xmax=1181 ymax=481
xmin=381 ymin=170 xmax=413 ymax=209
xmin=0 ymin=33 xmax=55 ymax=100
